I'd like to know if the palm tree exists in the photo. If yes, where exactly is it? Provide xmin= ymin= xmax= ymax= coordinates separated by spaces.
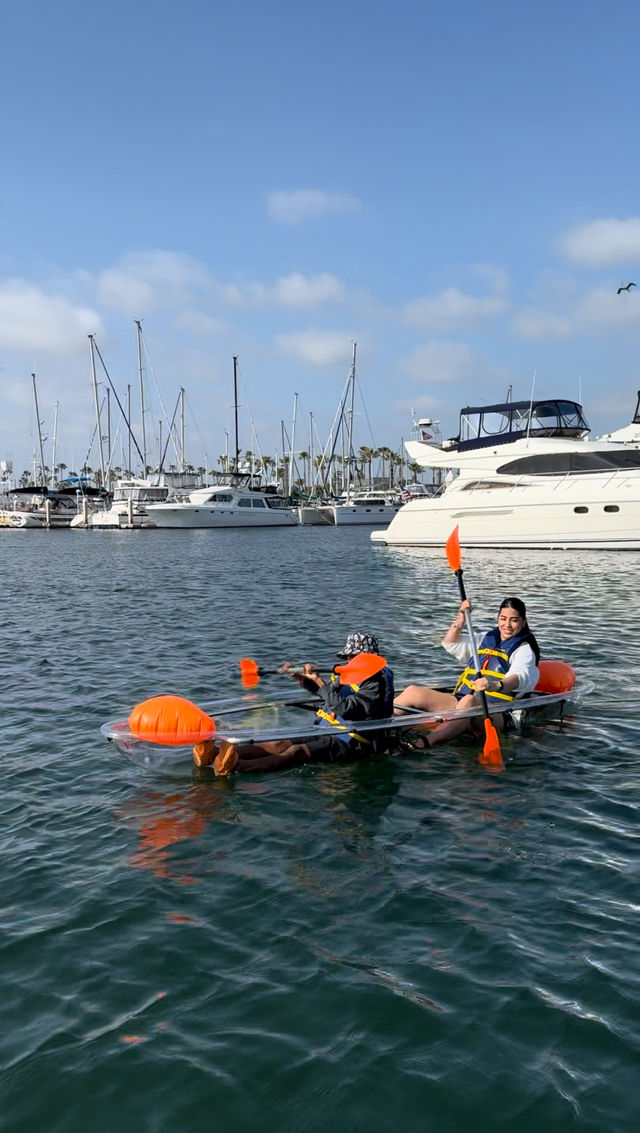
xmin=388 ymin=451 xmax=403 ymax=487
xmin=407 ymin=461 xmax=422 ymax=483
xmin=358 ymin=446 xmax=374 ymax=489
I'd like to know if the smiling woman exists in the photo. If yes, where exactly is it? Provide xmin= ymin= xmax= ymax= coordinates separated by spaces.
xmin=393 ymin=596 xmax=541 ymax=748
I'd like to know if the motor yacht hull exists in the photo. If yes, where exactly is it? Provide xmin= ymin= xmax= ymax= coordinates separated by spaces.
xmin=143 ymin=504 xmax=297 ymax=528
xmin=372 ymin=476 xmax=640 ymax=549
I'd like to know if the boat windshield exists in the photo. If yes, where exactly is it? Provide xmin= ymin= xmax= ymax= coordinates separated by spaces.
xmin=457 ymin=398 xmax=589 ymax=451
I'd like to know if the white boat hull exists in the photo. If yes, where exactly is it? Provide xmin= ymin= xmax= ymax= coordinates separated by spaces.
xmin=330 ymin=503 xmax=399 ymax=525
xmin=372 ymin=477 xmax=640 ymax=549
xmin=0 ymin=509 xmax=74 ymax=528
xmin=143 ymin=504 xmax=297 ymax=528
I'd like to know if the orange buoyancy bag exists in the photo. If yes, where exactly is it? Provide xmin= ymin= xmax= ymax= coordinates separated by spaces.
xmin=534 ymin=660 xmax=576 ymax=694
xmin=129 ymin=695 xmax=216 ymax=745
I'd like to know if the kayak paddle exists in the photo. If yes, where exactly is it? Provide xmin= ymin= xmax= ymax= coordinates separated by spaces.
xmin=239 ymin=653 xmax=387 ymax=689
xmin=445 ymin=526 xmax=504 ymax=770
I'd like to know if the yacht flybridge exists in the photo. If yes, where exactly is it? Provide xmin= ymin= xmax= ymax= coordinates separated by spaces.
xmin=371 ymin=397 xmax=640 ymax=550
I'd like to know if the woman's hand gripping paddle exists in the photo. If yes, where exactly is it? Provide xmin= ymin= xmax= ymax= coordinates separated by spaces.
xmin=239 ymin=653 xmax=387 ymax=689
xmin=445 ymin=526 xmax=504 ymax=770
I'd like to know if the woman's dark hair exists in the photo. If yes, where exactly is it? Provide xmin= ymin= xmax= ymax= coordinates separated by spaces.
xmin=500 ymin=596 xmax=527 ymax=620
xmin=499 ymin=597 xmax=541 ymax=663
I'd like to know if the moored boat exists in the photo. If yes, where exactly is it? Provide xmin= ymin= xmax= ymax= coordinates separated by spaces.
xmin=372 ymin=397 xmax=640 ymax=550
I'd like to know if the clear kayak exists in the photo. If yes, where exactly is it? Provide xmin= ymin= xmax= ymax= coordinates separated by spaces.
xmin=101 ymin=678 xmax=594 ymax=776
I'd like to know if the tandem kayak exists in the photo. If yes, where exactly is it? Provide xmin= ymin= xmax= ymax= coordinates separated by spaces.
xmin=101 ymin=674 xmax=594 ymax=776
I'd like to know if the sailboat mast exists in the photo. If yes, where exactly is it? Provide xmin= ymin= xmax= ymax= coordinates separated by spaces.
xmin=32 ymin=374 xmax=47 ymax=489
xmin=346 ymin=342 xmax=357 ymax=497
xmin=51 ymin=401 xmax=59 ymax=487
xmin=289 ymin=392 xmax=298 ymax=496
xmin=233 ymin=356 xmax=240 ymax=471
xmin=88 ymin=337 xmax=106 ymax=487
xmin=179 ymin=387 xmax=185 ymax=471
xmin=135 ymin=320 xmax=147 ymax=474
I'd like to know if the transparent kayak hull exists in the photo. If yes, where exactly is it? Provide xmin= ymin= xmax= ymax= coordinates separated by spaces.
xmin=101 ymin=682 xmax=594 ymax=775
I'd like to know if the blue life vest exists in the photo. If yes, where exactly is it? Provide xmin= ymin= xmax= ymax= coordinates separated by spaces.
xmin=316 ymin=665 xmax=394 ymax=745
xmin=454 ymin=628 xmax=536 ymax=702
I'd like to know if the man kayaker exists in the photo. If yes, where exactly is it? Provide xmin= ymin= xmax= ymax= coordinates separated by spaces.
xmin=194 ymin=632 xmax=394 ymax=774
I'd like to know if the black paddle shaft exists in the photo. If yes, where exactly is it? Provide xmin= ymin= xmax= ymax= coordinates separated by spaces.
xmin=454 ymin=568 xmax=491 ymax=718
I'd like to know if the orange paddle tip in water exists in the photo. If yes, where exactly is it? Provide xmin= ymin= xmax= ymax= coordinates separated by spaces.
xmin=239 ymin=658 xmax=261 ymax=688
xmin=129 ymin=695 xmax=215 ymax=746
xmin=479 ymin=718 xmax=504 ymax=770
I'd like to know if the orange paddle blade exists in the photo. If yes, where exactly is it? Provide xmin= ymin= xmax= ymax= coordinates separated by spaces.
xmin=335 ymin=652 xmax=387 ymax=684
xmin=445 ymin=525 xmax=461 ymax=572
xmin=239 ymin=658 xmax=261 ymax=688
xmin=478 ymin=717 xmax=504 ymax=770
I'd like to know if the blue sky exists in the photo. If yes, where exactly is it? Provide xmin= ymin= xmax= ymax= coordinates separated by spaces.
xmin=2 ymin=0 xmax=640 ymax=477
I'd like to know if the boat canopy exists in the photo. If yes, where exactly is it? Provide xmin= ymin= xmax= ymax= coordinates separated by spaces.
xmin=455 ymin=399 xmax=590 ymax=452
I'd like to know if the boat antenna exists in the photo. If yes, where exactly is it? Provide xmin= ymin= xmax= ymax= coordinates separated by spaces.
xmin=526 ymin=371 xmax=536 ymax=440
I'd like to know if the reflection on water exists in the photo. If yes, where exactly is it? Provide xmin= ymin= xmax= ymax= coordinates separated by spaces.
xmin=1 ymin=529 xmax=639 ymax=1132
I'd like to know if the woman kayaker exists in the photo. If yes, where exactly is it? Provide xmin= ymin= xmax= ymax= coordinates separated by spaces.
xmin=394 ymin=597 xmax=541 ymax=748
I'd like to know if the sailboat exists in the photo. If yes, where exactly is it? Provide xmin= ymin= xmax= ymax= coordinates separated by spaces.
xmin=142 ymin=357 xmax=297 ymax=528
xmin=1 ymin=375 xmax=105 ymax=529
xmin=297 ymin=345 xmax=400 ymax=526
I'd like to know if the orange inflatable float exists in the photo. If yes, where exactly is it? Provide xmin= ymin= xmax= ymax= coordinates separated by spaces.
xmin=128 ymin=695 xmax=216 ymax=746
xmin=534 ymin=660 xmax=576 ymax=695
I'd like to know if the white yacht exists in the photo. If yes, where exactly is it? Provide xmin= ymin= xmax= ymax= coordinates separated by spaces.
xmin=142 ymin=473 xmax=298 ymax=528
xmin=299 ymin=490 xmax=401 ymax=526
xmin=1 ymin=486 xmax=102 ymax=529
xmin=371 ymin=397 xmax=640 ymax=550
xmin=70 ymin=478 xmax=167 ymax=529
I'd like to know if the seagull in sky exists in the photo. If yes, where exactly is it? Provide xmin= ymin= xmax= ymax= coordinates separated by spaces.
xmin=616 ymin=281 xmax=637 ymax=294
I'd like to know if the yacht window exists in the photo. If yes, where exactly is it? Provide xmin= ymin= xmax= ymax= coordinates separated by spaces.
xmin=461 ymin=480 xmax=515 ymax=491
xmin=604 ymin=504 xmax=620 ymax=512
xmin=479 ymin=412 xmax=511 ymax=436
xmin=238 ymin=498 xmax=253 ymax=507
xmin=497 ymin=450 xmax=640 ymax=475
xmin=574 ymin=506 xmax=589 ymax=513
xmin=210 ymin=493 xmax=233 ymax=503
xmin=251 ymin=498 xmax=267 ymax=508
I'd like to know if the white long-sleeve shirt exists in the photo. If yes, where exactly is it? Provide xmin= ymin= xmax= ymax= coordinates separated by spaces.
xmin=443 ymin=634 xmax=539 ymax=697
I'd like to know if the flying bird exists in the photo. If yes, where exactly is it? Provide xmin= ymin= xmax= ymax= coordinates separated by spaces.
xmin=617 ymin=281 xmax=637 ymax=294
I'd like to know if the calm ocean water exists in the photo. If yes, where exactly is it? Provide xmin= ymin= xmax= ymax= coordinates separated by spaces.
xmin=1 ymin=527 xmax=638 ymax=1132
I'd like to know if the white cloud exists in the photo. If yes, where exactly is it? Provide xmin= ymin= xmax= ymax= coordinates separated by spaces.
xmin=174 ymin=310 xmax=224 ymax=336
xmin=512 ymin=285 xmax=640 ymax=339
xmin=577 ymin=286 xmax=640 ymax=328
xmin=97 ymin=251 xmax=212 ymax=316
xmin=511 ymin=309 xmax=573 ymax=340
xmin=267 ymin=189 xmax=361 ymax=224
xmin=223 ymin=271 xmax=346 ymax=309
xmin=400 ymin=341 xmax=478 ymax=383
xmin=561 ymin=217 xmax=640 ymax=266
xmin=276 ymin=329 xmax=354 ymax=366
xmin=470 ymin=263 xmax=511 ymax=296
xmin=0 ymin=279 xmax=102 ymax=354
xmin=405 ymin=287 xmax=509 ymax=329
